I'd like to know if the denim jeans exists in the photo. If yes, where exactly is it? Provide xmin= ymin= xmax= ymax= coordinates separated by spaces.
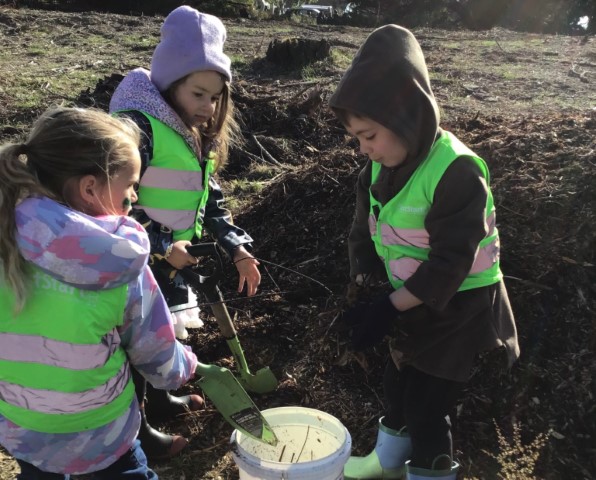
xmin=16 ymin=440 xmax=158 ymax=479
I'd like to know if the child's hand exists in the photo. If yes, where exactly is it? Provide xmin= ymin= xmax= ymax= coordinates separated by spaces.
xmin=342 ymin=295 xmax=400 ymax=351
xmin=233 ymin=246 xmax=261 ymax=296
xmin=166 ymin=240 xmax=199 ymax=270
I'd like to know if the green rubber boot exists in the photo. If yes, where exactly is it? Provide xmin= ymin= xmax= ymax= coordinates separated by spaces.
xmin=405 ymin=454 xmax=459 ymax=480
xmin=344 ymin=417 xmax=412 ymax=480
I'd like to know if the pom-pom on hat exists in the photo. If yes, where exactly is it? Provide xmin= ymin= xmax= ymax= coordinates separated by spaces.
xmin=150 ymin=6 xmax=232 ymax=92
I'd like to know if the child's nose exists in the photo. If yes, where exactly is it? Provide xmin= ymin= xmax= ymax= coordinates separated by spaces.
xmin=201 ymin=98 xmax=216 ymax=114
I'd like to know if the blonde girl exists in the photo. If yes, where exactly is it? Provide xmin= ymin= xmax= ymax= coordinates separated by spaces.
xmin=0 ymin=107 xmax=197 ymax=479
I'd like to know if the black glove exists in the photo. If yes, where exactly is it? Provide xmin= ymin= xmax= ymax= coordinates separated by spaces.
xmin=342 ymin=295 xmax=400 ymax=351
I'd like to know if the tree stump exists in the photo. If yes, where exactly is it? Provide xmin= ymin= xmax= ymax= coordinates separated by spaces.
xmin=266 ymin=37 xmax=331 ymax=67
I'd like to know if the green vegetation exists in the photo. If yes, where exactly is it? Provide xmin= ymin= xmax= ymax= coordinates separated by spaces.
xmin=330 ymin=49 xmax=353 ymax=70
xmin=229 ymin=178 xmax=265 ymax=195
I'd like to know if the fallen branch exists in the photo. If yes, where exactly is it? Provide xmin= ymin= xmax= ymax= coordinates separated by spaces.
xmin=251 ymin=133 xmax=284 ymax=167
xmin=239 ymin=147 xmax=281 ymax=167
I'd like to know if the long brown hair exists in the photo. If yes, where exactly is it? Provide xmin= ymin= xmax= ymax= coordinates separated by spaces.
xmin=0 ymin=106 xmax=140 ymax=311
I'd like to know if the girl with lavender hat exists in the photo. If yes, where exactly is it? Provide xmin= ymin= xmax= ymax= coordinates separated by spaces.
xmin=110 ymin=6 xmax=261 ymax=460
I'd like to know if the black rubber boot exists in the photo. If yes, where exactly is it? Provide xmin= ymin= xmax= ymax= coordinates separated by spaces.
xmin=145 ymin=382 xmax=204 ymax=420
xmin=138 ymin=403 xmax=188 ymax=461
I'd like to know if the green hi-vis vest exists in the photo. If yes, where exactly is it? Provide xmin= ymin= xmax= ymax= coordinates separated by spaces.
xmin=136 ymin=113 xmax=215 ymax=241
xmin=369 ymin=131 xmax=502 ymax=291
xmin=0 ymin=267 xmax=134 ymax=433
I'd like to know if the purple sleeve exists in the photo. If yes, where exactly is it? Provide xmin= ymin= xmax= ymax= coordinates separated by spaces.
xmin=119 ymin=266 xmax=198 ymax=389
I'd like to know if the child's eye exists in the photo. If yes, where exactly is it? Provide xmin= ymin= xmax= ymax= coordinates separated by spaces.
xmin=211 ymin=96 xmax=220 ymax=103
xmin=365 ymin=134 xmax=375 ymax=141
xmin=194 ymin=92 xmax=203 ymax=98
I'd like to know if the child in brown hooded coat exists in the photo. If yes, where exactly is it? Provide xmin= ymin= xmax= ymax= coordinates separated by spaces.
xmin=329 ymin=25 xmax=520 ymax=479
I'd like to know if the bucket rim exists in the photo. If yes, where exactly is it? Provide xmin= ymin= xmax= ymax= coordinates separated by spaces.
xmin=230 ymin=406 xmax=352 ymax=469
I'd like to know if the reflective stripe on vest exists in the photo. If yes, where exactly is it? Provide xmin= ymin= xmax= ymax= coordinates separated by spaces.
xmin=369 ymin=131 xmax=502 ymax=291
xmin=0 ymin=267 xmax=133 ymax=433
xmin=135 ymin=113 xmax=214 ymax=241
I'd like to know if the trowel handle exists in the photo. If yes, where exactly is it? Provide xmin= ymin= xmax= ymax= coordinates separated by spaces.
xmin=183 ymin=242 xmax=224 ymax=291
xmin=183 ymin=243 xmax=236 ymax=338
xmin=195 ymin=361 xmax=223 ymax=377
xmin=185 ymin=242 xmax=220 ymax=259
xmin=195 ymin=362 xmax=219 ymax=377
xmin=205 ymin=284 xmax=237 ymax=339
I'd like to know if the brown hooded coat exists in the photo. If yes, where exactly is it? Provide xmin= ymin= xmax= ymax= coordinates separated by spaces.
xmin=330 ymin=25 xmax=519 ymax=381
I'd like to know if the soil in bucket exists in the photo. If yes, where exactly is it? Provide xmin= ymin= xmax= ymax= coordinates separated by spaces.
xmin=231 ymin=406 xmax=352 ymax=480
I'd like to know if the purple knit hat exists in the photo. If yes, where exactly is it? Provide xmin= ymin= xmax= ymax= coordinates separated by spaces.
xmin=150 ymin=6 xmax=232 ymax=91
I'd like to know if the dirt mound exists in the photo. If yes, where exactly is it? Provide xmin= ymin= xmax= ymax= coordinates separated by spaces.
xmin=74 ymin=75 xmax=596 ymax=479
xmin=216 ymin=87 xmax=596 ymax=477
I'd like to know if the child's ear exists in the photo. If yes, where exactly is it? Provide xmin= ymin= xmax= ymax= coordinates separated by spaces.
xmin=78 ymin=174 xmax=99 ymax=205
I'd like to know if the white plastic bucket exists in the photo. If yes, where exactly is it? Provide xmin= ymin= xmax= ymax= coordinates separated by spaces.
xmin=230 ymin=406 xmax=352 ymax=480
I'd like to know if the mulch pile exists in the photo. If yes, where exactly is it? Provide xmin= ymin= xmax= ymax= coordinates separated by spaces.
xmin=221 ymin=86 xmax=596 ymax=477
xmin=82 ymin=75 xmax=595 ymax=478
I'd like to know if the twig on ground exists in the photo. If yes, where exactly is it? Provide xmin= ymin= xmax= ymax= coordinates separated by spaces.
xmin=251 ymin=134 xmax=284 ymax=167
xmin=239 ymin=147 xmax=281 ymax=167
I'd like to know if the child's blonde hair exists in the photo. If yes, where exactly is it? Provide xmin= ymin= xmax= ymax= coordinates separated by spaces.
xmin=164 ymin=76 xmax=241 ymax=170
xmin=0 ymin=106 xmax=141 ymax=310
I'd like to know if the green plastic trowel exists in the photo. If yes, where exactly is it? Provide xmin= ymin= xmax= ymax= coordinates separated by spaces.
xmin=195 ymin=362 xmax=278 ymax=446
xmin=182 ymin=243 xmax=278 ymax=394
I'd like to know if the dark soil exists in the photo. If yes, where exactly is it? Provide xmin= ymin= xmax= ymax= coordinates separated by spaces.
xmin=0 ymin=7 xmax=595 ymax=480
